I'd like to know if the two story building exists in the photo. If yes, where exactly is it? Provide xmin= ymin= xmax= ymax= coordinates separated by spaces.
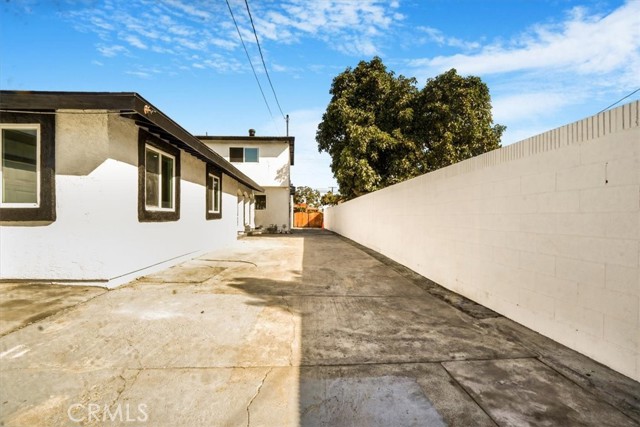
xmin=198 ymin=132 xmax=294 ymax=233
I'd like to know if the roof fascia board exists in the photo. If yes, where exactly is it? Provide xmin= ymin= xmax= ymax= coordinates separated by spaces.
xmin=0 ymin=91 xmax=137 ymax=111
xmin=131 ymin=95 xmax=262 ymax=191
xmin=0 ymin=90 xmax=263 ymax=192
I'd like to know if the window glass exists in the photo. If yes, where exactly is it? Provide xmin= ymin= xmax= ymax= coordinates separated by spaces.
xmin=213 ymin=176 xmax=220 ymax=212
xmin=139 ymin=134 xmax=180 ymax=222
xmin=145 ymin=148 xmax=160 ymax=208
xmin=206 ymin=169 xmax=221 ymax=218
xmin=229 ymin=147 xmax=243 ymax=162
xmin=161 ymin=155 xmax=173 ymax=209
xmin=2 ymin=128 xmax=38 ymax=204
xmin=255 ymin=195 xmax=266 ymax=210
xmin=207 ymin=174 xmax=213 ymax=212
xmin=244 ymin=148 xmax=259 ymax=162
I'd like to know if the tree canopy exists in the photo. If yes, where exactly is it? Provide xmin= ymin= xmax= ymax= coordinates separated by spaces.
xmin=294 ymin=186 xmax=320 ymax=207
xmin=316 ymin=57 xmax=504 ymax=200
xmin=320 ymin=191 xmax=343 ymax=206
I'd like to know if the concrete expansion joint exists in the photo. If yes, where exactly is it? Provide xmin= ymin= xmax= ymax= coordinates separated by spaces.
xmin=533 ymin=356 xmax=639 ymax=424
xmin=198 ymin=258 xmax=258 ymax=267
xmin=246 ymin=367 xmax=272 ymax=427
xmin=298 ymin=355 xmax=539 ymax=369
xmin=439 ymin=362 xmax=499 ymax=426
xmin=282 ymin=296 xmax=296 ymax=366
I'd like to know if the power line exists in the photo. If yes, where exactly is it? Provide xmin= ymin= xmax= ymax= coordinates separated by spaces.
xmin=224 ymin=0 xmax=277 ymax=127
xmin=597 ymin=87 xmax=640 ymax=114
xmin=244 ymin=0 xmax=286 ymax=120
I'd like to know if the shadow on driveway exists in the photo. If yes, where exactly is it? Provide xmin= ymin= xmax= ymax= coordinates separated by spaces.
xmin=0 ymin=283 xmax=106 ymax=336
xmin=0 ymin=229 xmax=638 ymax=426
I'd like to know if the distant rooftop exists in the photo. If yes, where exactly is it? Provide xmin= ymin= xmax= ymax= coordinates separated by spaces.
xmin=198 ymin=134 xmax=295 ymax=166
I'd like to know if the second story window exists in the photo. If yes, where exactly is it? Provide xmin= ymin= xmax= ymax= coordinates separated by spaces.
xmin=230 ymin=147 xmax=259 ymax=163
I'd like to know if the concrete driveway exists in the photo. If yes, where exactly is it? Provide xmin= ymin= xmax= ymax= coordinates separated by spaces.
xmin=1 ymin=229 xmax=638 ymax=426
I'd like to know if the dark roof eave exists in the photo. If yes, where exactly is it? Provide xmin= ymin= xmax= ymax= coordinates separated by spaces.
xmin=0 ymin=90 xmax=263 ymax=192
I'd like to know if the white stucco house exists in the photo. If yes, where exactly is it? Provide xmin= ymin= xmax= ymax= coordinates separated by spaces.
xmin=198 ymin=132 xmax=295 ymax=232
xmin=0 ymin=90 xmax=262 ymax=287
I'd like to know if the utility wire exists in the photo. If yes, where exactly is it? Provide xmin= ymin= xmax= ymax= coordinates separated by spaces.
xmin=244 ymin=0 xmax=286 ymax=120
xmin=597 ymin=87 xmax=640 ymax=114
xmin=224 ymin=0 xmax=276 ymax=126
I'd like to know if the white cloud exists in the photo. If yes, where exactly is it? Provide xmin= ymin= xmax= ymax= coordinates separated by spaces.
xmin=66 ymin=0 xmax=405 ymax=77
xmin=125 ymin=70 xmax=151 ymax=78
xmin=416 ymin=26 xmax=480 ymax=50
xmin=234 ymin=0 xmax=404 ymax=56
xmin=159 ymin=0 xmax=211 ymax=20
xmin=97 ymin=44 xmax=128 ymax=57
xmin=491 ymin=92 xmax=574 ymax=124
xmin=124 ymin=35 xmax=147 ymax=49
xmin=405 ymin=1 xmax=640 ymax=147
xmin=408 ymin=2 xmax=640 ymax=80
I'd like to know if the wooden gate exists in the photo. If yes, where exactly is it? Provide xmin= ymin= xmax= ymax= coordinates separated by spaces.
xmin=294 ymin=211 xmax=324 ymax=228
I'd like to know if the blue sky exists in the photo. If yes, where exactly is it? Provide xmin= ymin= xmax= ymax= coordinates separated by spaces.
xmin=2 ymin=0 xmax=639 ymax=190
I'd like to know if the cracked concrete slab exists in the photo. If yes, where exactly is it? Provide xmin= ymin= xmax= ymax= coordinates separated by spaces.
xmin=1 ymin=229 xmax=638 ymax=426
xmin=0 ymin=289 xmax=296 ymax=370
xmin=0 ymin=367 xmax=134 ymax=426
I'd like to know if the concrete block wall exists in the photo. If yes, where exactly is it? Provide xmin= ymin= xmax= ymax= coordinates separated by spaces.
xmin=325 ymin=101 xmax=640 ymax=381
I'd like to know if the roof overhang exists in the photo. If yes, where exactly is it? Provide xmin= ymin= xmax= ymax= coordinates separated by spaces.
xmin=0 ymin=90 xmax=264 ymax=192
xmin=198 ymin=135 xmax=295 ymax=166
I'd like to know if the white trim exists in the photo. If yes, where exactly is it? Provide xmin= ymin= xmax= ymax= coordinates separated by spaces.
xmin=208 ymin=173 xmax=221 ymax=214
xmin=0 ymin=123 xmax=41 ymax=208
xmin=144 ymin=144 xmax=176 ymax=212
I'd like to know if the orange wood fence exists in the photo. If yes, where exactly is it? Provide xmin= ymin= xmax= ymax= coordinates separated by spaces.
xmin=294 ymin=211 xmax=324 ymax=228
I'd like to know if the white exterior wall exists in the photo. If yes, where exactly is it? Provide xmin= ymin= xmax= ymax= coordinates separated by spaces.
xmin=0 ymin=113 xmax=246 ymax=287
xmin=204 ymin=140 xmax=291 ymax=230
xmin=325 ymin=101 xmax=640 ymax=381
xmin=204 ymin=141 xmax=290 ymax=187
xmin=255 ymin=187 xmax=291 ymax=229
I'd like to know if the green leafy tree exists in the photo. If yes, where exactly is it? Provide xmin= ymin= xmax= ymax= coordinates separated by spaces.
xmin=411 ymin=69 xmax=505 ymax=172
xmin=316 ymin=58 xmax=504 ymax=200
xmin=320 ymin=192 xmax=343 ymax=206
xmin=294 ymin=186 xmax=320 ymax=207
xmin=316 ymin=57 xmax=419 ymax=199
